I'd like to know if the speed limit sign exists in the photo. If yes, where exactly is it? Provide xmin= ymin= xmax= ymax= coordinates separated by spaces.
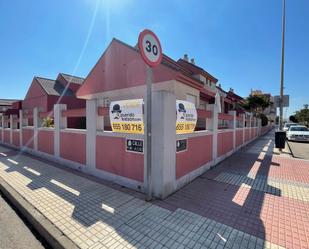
xmin=138 ymin=29 xmax=163 ymax=201
xmin=138 ymin=29 xmax=163 ymax=67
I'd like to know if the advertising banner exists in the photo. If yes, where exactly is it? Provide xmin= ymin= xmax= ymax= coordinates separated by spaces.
xmin=109 ymin=99 xmax=144 ymax=134
xmin=176 ymin=100 xmax=197 ymax=134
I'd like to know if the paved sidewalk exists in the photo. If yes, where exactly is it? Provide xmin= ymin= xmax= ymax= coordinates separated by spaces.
xmin=0 ymin=130 xmax=307 ymax=248
xmin=156 ymin=130 xmax=309 ymax=249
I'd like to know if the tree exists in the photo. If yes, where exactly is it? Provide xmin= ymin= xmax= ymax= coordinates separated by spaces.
xmin=242 ymin=94 xmax=271 ymax=116
xmin=295 ymin=104 xmax=309 ymax=126
xmin=259 ymin=113 xmax=269 ymax=127
xmin=289 ymin=115 xmax=298 ymax=123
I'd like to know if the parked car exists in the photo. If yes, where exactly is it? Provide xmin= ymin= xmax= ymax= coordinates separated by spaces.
xmin=283 ymin=122 xmax=298 ymax=131
xmin=286 ymin=125 xmax=309 ymax=142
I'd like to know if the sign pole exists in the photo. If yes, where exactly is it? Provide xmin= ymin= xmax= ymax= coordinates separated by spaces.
xmin=138 ymin=29 xmax=162 ymax=201
xmin=145 ymin=65 xmax=152 ymax=201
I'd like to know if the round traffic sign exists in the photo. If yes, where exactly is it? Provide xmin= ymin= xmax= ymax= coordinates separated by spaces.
xmin=138 ymin=29 xmax=163 ymax=67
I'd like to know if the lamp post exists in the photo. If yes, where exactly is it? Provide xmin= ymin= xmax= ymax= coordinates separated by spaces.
xmin=279 ymin=0 xmax=286 ymax=131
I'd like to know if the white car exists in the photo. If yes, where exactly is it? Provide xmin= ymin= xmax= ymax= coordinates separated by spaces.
xmin=283 ymin=123 xmax=298 ymax=131
xmin=286 ymin=125 xmax=309 ymax=142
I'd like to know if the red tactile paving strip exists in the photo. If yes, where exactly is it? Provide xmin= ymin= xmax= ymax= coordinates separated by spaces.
xmin=155 ymin=152 xmax=309 ymax=249
xmin=206 ymin=152 xmax=309 ymax=184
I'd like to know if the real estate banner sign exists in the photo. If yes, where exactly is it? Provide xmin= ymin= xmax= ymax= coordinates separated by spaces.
xmin=109 ymin=99 xmax=144 ymax=134
xmin=176 ymin=100 xmax=197 ymax=134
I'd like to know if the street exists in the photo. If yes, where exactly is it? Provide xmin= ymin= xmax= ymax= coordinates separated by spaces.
xmin=0 ymin=194 xmax=46 ymax=249
xmin=288 ymin=140 xmax=309 ymax=160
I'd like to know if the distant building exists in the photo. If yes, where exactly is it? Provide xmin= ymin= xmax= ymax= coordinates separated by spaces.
xmin=0 ymin=99 xmax=20 ymax=114
xmin=2 ymin=73 xmax=86 ymax=128
xmin=23 ymin=73 xmax=86 ymax=128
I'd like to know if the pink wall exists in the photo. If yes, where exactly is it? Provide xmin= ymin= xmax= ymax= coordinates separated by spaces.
xmin=217 ymin=131 xmax=233 ymax=157
xmin=60 ymin=132 xmax=86 ymax=164
xmin=245 ymin=129 xmax=250 ymax=142
xmin=23 ymin=79 xmax=48 ymax=111
xmin=47 ymin=96 xmax=85 ymax=111
xmin=236 ymin=130 xmax=243 ymax=147
xmin=38 ymin=130 xmax=54 ymax=155
xmin=176 ymin=135 xmax=212 ymax=179
xmin=251 ymin=128 xmax=255 ymax=139
xmin=3 ymin=130 xmax=10 ymax=144
xmin=22 ymin=129 xmax=34 ymax=148
xmin=96 ymin=136 xmax=144 ymax=182
xmin=12 ymin=131 xmax=20 ymax=147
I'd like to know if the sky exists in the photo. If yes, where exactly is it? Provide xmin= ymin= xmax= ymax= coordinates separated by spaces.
xmin=0 ymin=0 xmax=308 ymax=117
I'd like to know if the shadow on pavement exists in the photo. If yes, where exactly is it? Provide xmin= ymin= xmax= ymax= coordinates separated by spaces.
xmin=155 ymin=130 xmax=282 ymax=245
xmin=0 ymin=147 xmax=152 ymax=248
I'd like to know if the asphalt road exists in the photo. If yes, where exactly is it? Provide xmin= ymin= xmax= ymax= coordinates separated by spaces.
xmin=288 ymin=140 xmax=309 ymax=160
xmin=0 ymin=193 xmax=46 ymax=249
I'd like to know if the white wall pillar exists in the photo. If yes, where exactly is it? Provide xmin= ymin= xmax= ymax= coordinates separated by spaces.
xmin=9 ymin=115 xmax=13 ymax=144
xmin=208 ymin=104 xmax=218 ymax=160
xmin=151 ymin=90 xmax=176 ymax=199
xmin=19 ymin=110 xmax=23 ymax=147
xmin=229 ymin=111 xmax=237 ymax=150
xmin=86 ymin=99 xmax=97 ymax=170
xmin=54 ymin=104 xmax=67 ymax=158
xmin=33 ymin=107 xmax=39 ymax=150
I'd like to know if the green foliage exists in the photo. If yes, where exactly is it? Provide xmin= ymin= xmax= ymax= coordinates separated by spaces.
xmin=295 ymin=104 xmax=309 ymax=126
xmin=258 ymin=113 xmax=269 ymax=127
xmin=289 ymin=115 xmax=298 ymax=123
xmin=242 ymin=94 xmax=271 ymax=116
xmin=42 ymin=117 xmax=54 ymax=128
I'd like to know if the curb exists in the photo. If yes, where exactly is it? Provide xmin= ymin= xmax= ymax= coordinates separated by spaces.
xmin=0 ymin=177 xmax=78 ymax=249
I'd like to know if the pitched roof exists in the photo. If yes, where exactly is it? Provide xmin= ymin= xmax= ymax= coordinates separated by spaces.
xmin=0 ymin=99 xmax=20 ymax=106
xmin=59 ymin=73 xmax=84 ymax=85
xmin=35 ymin=77 xmax=74 ymax=97
xmin=77 ymin=38 xmax=212 ymax=98
xmin=227 ymin=90 xmax=244 ymax=102
xmin=177 ymin=59 xmax=218 ymax=83
xmin=115 ymin=38 xmax=205 ymax=85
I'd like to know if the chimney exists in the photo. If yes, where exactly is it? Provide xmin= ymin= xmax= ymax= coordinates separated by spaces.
xmin=218 ymin=84 xmax=222 ymax=88
xmin=229 ymin=88 xmax=234 ymax=93
xmin=190 ymin=58 xmax=195 ymax=65
xmin=183 ymin=54 xmax=189 ymax=62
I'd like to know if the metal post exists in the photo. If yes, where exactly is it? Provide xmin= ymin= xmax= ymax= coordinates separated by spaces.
xmin=279 ymin=0 xmax=286 ymax=131
xmin=145 ymin=65 xmax=152 ymax=201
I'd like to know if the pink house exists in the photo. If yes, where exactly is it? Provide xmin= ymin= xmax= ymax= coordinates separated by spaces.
xmin=74 ymin=38 xmax=250 ymax=198
xmin=0 ymin=36 xmax=267 ymax=199
xmin=22 ymin=73 xmax=86 ymax=128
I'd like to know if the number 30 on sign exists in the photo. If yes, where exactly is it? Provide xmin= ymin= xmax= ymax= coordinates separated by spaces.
xmin=138 ymin=29 xmax=163 ymax=67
